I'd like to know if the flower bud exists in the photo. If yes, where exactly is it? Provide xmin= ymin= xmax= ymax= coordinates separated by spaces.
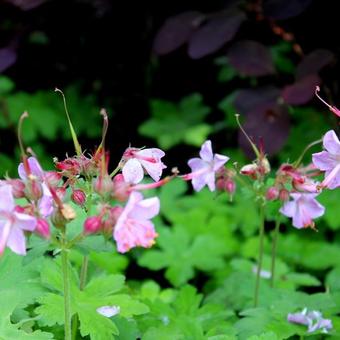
xmin=84 ymin=216 xmax=102 ymax=234
xmin=93 ymin=174 xmax=114 ymax=197
xmin=71 ymin=189 xmax=86 ymax=206
xmin=56 ymin=187 xmax=66 ymax=201
xmin=24 ymin=179 xmax=43 ymax=201
xmin=35 ymin=218 xmax=51 ymax=239
xmin=7 ymin=179 xmax=25 ymax=198
xmin=45 ymin=171 xmax=62 ymax=186
xmin=266 ymin=186 xmax=279 ymax=201
xmin=279 ymin=188 xmax=290 ymax=201
xmin=112 ymin=174 xmax=130 ymax=202
xmin=102 ymin=206 xmax=123 ymax=234
xmin=240 ymin=164 xmax=258 ymax=179
xmin=259 ymin=157 xmax=271 ymax=175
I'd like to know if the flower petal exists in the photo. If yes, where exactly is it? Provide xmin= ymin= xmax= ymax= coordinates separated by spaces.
xmin=129 ymin=196 xmax=160 ymax=220
xmin=13 ymin=212 xmax=37 ymax=231
xmin=0 ymin=185 xmax=15 ymax=212
xmin=6 ymin=227 xmax=27 ymax=255
xmin=323 ymin=130 xmax=340 ymax=154
xmin=213 ymin=153 xmax=229 ymax=171
xmin=312 ymin=151 xmax=338 ymax=171
xmin=122 ymin=159 xmax=144 ymax=184
xmin=199 ymin=140 xmax=213 ymax=162
xmin=188 ymin=158 xmax=207 ymax=172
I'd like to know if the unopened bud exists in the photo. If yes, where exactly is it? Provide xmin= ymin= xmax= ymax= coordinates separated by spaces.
xmin=35 ymin=218 xmax=51 ymax=239
xmin=24 ymin=179 xmax=43 ymax=201
xmin=61 ymin=203 xmax=76 ymax=220
xmin=102 ymin=206 xmax=123 ymax=234
xmin=56 ymin=187 xmax=66 ymax=200
xmin=259 ymin=157 xmax=271 ymax=175
xmin=93 ymin=174 xmax=114 ymax=197
xmin=45 ymin=171 xmax=62 ymax=186
xmin=71 ymin=189 xmax=86 ymax=206
xmin=84 ymin=216 xmax=102 ymax=234
xmin=7 ymin=179 xmax=25 ymax=198
xmin=266 ymin=186 xmax=279 ymax=201
xmin=112 ymin=174 xmax=130 ymax=202
xmin=279 ymin=188 xmax=290 ymax=201
xmin=240 ymin=164 xmax=258 ymax=179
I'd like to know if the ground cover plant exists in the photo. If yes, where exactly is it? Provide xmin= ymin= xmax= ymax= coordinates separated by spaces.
xmin=0 ymin=87 xmax=340 ymax=339
xmin=1 ymin=1 xmax=340 ymax=339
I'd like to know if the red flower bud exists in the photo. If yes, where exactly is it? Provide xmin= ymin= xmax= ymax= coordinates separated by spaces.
xmin=84 ymin=216 xmax=102 ymax=234
xmin=71 ymin=189 xmax=86 ymax=206
xmin=112 ymin=174 xmax=130 ymax=202
xmin=35 ymin=218 xmax=51 ymax=239
xmin=24 ymin=180 xmax=43 ymax=201
xmin=279 ymin=188 xmax=290 ymax=202
xmin=7 ymin=179 xmax=25 ymax=198
xmin=93 ymin=174 xmax=114 ymax=197
xmin=45 ymin=171 xmax=62 ymax=186
xmin=266 ymin=186 xmax=279 ymax=201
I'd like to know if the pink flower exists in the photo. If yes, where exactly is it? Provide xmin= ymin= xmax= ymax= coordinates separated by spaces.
xmin=122 ymin=147 xmax=166 ymax=184
xmin=0 ymin=185 xmax=37 ymax=255
xmin=184 ymin=140 xmax=229 ymax=191
xmin=113 ymin=191 xmax=159 ymax=253
xmin=288 ymin=308 xmax=332 ymax=333
xmin=312 ymin=130 xmax=340 ymax=189
xmin=18 ymin=157 xmax=54 ymax=217
xmin=280 ymin=193 xmax=325 ymax=229
xmin=96 ymin=305 xmax=120 ymax=317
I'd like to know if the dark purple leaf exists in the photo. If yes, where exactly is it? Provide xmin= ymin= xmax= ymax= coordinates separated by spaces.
xmin=153 ymin=11 xmax=205 ymax=55
xmin=227 ymin=40 xmax=275 ymax=76
xmin=187 ymin=9 xmax=246 ymax=59
xmin=5 ymin=0 xmax=46 ymax=10
xmin=296 ymin=49 xmax=335 ymax=79
xmin=281 ymin=74 xmax=320 ymax=105
xmin=234 ymin=86 xmax=280 ymax=115
xmin=262 ymin=0 xmax=313 ymax=20
xmin=238 ymin=104 xmax=290 ymax=157
xmin=0 ymin=48 xmax=17 ymax=73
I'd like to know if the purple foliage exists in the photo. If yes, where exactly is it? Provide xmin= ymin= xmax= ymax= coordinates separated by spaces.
xmin=238 ymin=103 xmax=290 ymax=156
xmin=227 ymin=40 xmax=275 ymax=76
xmin=262 ymin=0 xmax=313 ymax=20
xmin=188 ymin=9 xmax=246 ymax=59
xmin=153 ymin=11 xmax=205 ymax=55
xmin=281 ymin=74 xmax=320 ymax=105
xmin=0 ymin=48 xmax=17 ymax=72
xmin=296 ymin=49 xmax=335 ymax=79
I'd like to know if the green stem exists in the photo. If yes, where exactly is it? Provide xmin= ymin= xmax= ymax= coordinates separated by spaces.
xmin=61 ymin=242 xmax=72 ymax=340
xmin=72 ymin=256 xmax=88 ymax=340
xmin=254 ymin=204 xmax=265 ymax=307
xmin=110 ymin=163 xmax=121 ymax=178
xmin=270 ymin=216 xmax=281 ymax=288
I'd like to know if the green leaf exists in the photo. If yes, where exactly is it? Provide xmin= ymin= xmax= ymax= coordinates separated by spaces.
xmin=139 ymin=93 xmax=211 ymax=149
xmin=0 ymin=75 xmax=15 ymax=94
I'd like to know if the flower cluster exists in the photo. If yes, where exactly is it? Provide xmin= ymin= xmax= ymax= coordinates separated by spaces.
xmin=287 ymin=308 xmax=332 ymax=333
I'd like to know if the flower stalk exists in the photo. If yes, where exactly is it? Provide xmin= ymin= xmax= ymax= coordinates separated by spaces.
xmin=254 ymin=203 xmax=265 ymax=307
xmin=270 ymin=216 xmax=281 ymax=287
xmin=61 ymin=234 xmax=72 ymax=340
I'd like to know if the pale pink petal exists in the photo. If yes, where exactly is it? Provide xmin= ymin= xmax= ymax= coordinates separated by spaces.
xmin=192 ymin=175 xmax=208 ymax=192
xmin=38 ymin=185 xmax=54 ymax=217
xmin=27 ymin=157 xmax=44 ymax=178
xmin=303 ymin=197 xmax=325 ymax=219
xmin=129 ymin=196 xmax=160 ymax=220
xmin=18 ymin=157 xmax=44 ymax=180
xmin=122 ymin=159 xmax=144 ymax=184
xmin=323 ymin=130 xmax=340 ymax=155
xmin=0 ymin=220 xmax=11 ymax=254
xmin=205 ymin=172 xmax=216 ymax=191
xmin=6 ymin=227 xmax=27 ymax=255
xmin=139 ymin=160 xmax=165 ymax=182
xmin=188 ymin=158 xmax=207 ymax=172
xmin=213 ymin=153 xmax=229 ymax=171
xmin=323 ymin=167 xmax=340 ymax=189
xmin=96 ymin=305 xmax=120 ymax=317
xmin=279 ymin=200 xmax=296 ymax=218
xmin=199 ymin=140 xmax=213 ymax=162
xmin=137 ymin=148 xmax=165 ymax=160
xmin=312 ymin=151 xmax=338 ymax=171
xmin=13 ymin=213 xmax=37 ymax=231
xmin=0 ymin=185 xmax=15 ymax=211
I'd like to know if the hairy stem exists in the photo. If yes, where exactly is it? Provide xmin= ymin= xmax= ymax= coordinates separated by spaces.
xmin=72 ymin=256 xmax=88 ymax=340
xmin=254 ymin=204 xmax=265 ymax=307
xmin=270 ymin=216 xmax=281 ymax=288
xmin=61 ymin=241 xmax=72 ymax=340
